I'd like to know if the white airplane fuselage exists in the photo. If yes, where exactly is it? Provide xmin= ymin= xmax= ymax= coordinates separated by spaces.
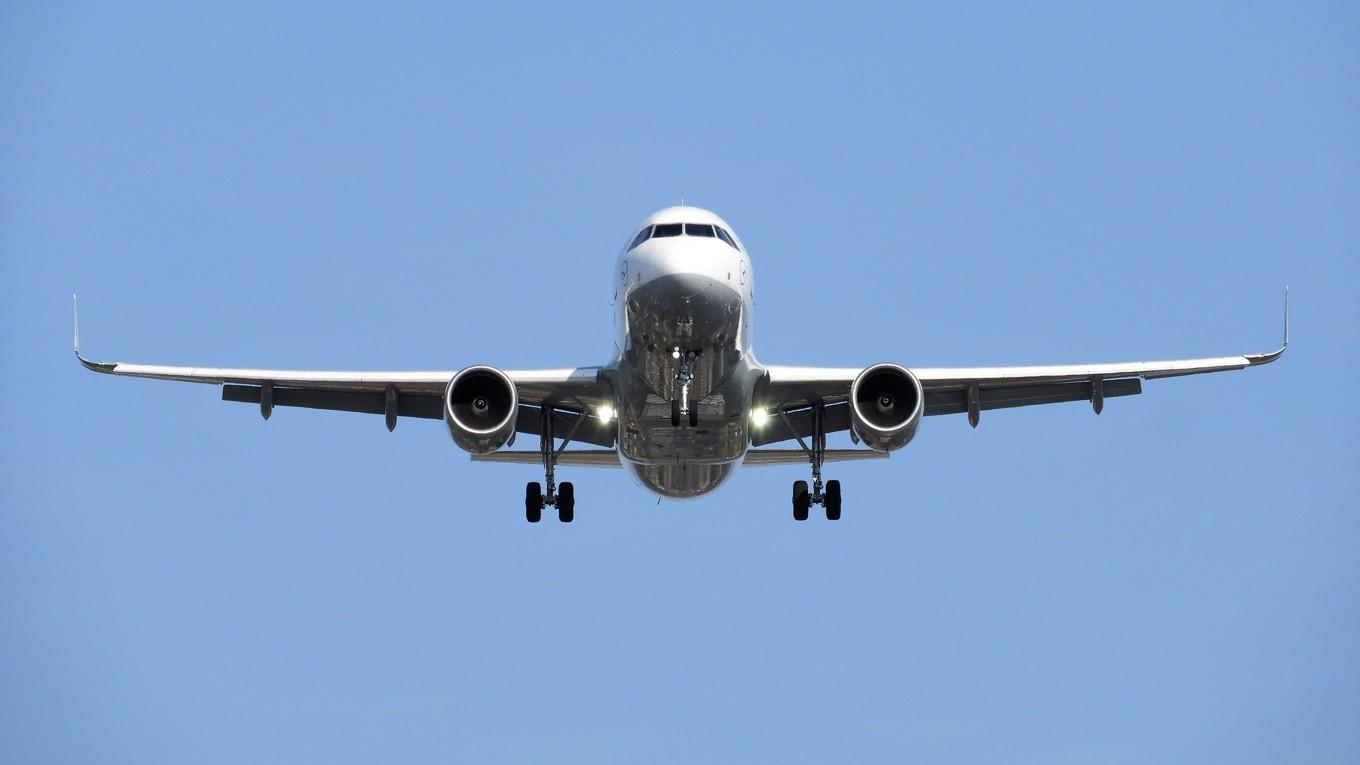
xmin=611 ymin=206 xmax=760 ymax=498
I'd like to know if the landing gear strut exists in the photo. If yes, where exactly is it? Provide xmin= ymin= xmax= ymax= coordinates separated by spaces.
xmin=670 ymin=346 xmax=701 ymax=428
xmin=525 ymin=405 xmax=582 ymax=523
xmin=778 ymin=402 xmax=843 ymax=521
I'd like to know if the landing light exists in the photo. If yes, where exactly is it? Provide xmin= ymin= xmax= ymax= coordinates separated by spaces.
xmin=598 ymin=405 xmax=615 ymax=424
xmin=751 ymin=408 xmax=769 ymax=427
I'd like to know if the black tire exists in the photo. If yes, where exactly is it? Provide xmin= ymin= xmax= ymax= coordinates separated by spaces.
xmin=525 ymin=482 xmax=543 ymax=523
xmin=688 ymin=405 xmax=699 ymax=428
xmin=558 ymin=481 xmax=575 ymax=523
xmin=825 ymin=479 xmax=842 ymax=521
xmin=792 ymin=480 xmax=810 ymax=521
xmin=670 ymin=399 xmax=681 ymax=427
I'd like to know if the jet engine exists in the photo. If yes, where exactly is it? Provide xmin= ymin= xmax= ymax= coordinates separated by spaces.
xmin=444 ymin=365 xmax=518 ymax=454
xmin=850 ymin=363 xmax=924 ymax=452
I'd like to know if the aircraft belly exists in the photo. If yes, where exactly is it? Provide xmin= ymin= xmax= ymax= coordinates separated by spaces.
xmin=624 ymin=460 xmax=736 ymax=499
xmin=614 ymin=272 xmax=759 ymax=498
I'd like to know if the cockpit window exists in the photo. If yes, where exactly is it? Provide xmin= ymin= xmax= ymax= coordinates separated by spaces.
xmin=631 ymin=221 xmax=741 ymax=249
xmin=715 ymin=226 xmax=740 ymax=251
xmin=628 ymin=226 xmax=652 ymax=250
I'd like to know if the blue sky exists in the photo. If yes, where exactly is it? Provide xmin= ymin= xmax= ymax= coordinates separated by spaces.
xmin=2 ymin=2 xmax=1357 ymax=762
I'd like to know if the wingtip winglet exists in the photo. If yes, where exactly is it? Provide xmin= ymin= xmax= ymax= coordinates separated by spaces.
xmin=1245 ymin=287 xmax=1289 ymax=367
xmin=1283 ymin=286 xmax=1290 ymax=349
xmin=72 ymin=294 xmax=117 ymax=373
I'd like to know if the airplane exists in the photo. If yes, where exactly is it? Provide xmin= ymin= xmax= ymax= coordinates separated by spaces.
xmin=75 ymin=205 xmax=1288 ymax=522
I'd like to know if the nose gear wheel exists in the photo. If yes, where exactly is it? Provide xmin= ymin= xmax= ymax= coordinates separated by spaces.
xmin=668 ymin=347 xmax=703 ymax=428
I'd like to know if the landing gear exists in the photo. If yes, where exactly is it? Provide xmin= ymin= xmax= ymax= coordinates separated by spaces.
xmin=557 ymin=482 xmax=575 ymax=523
xmin=793 ymin=480 xmax=810 ymax=521
xmin=778 ymin=401 xmax=843 ymax=521
xmin=670 ymin=397 xmax=699 ymax=427
xmin=670 ymin=346 xmax=702 ymax=428
xmin=824 ymin=479 xmax=842 ymax=521
xmin=525 ymin=406 xmax=584 ymax=523
xmin=525 ymin=482 xmax=543 ymax=523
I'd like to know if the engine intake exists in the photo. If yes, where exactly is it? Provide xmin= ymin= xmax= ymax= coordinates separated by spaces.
xmin=445 ymin=366 xmax=518 ymax=454
xmin=850 ymin=363 xmax=924 ymax=452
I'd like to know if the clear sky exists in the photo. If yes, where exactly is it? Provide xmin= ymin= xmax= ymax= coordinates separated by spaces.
xmin=2 ymin=2 xmax=1357 ymax=762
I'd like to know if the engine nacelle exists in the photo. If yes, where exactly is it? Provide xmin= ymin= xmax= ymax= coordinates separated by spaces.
xmin=444 ymin=366 xmax=518 ymax=454
xmin=850 ymin=363 xmax=924 ymax=452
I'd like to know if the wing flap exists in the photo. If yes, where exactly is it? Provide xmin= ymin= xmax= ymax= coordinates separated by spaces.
xmin=923 ymin=377 xmax=1142 ymax=416
xmin=222 ymin=384 xmax=444 ymax=418
xmin=471 ymin=450 xmax=622 ymax=467
xmin=743 ymin=448 xmax=888 ymax=466
xmin=468 ymin=448 xmax=887 ymax=468
xmin=218 ymin=386 xmax=617 ymax=445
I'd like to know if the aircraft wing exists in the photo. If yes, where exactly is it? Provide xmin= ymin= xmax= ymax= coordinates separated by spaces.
xmin=756 ymin=292 xmax=1287 ymax=444
xmin=73 ymin=298 xmax=614 ymax=444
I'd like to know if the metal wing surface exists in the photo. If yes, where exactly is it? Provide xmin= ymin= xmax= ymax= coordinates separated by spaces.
xmin=757 ymin=291 xmax=1287 ymax=443
xmin=74 ymin=297 xmax=614 ymax=444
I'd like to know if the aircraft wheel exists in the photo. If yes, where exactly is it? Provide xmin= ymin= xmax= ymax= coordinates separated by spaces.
xmin=558 ymin=482 xmax=575 ymax=523
xmin=825 ymin=480 xmax=842 ymax=521
xmin=688 ymin=406 xmax=699 ymax=428
xmin=792 ymin=480 xmax=810 ymax=521
xmin=670 ymin=399 xmax=681 ymax=427
xmin=525 ymin=482 xmax=542 ymax=523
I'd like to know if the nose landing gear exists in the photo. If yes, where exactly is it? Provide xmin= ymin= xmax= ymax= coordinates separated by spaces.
xmin=778 ymin=402 xmax=843 ymax=521
xmin=669 ymin=346 xmax=701 ymax=428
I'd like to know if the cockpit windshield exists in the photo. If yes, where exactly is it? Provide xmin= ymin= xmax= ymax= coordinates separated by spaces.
xmin=627 ymin=227 xmax=651 ymax=250
xmin=627 ymin=222 xmax=740 ymax=251
xmin=714 ymin=227 xmax=739 ymax=250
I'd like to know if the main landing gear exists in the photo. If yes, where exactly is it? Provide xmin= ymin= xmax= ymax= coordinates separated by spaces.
xmin=778 ymin=402 xmax=843 ymax=521
xmin=525 ymin=406 xmax=582 ymax=523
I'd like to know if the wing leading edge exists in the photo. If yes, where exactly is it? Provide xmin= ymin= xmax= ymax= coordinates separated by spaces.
xmin=760 ymin=290 xmax=1288 ymax=437
xmin=73 ymin=296 xmax=613 ymax=443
